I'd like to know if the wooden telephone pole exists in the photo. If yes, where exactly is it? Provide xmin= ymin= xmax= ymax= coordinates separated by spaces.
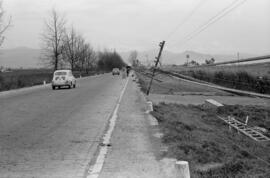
xmin=146 ymin=41 xmax=165 ymax=95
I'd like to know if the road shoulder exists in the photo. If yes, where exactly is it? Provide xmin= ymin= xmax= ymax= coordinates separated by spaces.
xmin=98 ymin=77 xmax=165 ymax=178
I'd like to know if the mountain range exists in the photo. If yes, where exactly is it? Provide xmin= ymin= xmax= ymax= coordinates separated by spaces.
xmin=120 ymin=50 xmax=258 ymax=66
xmin=0 ymin=47 xmax=258 ymax=68
xmin=0 ymin=47 xmax=42 ymax=68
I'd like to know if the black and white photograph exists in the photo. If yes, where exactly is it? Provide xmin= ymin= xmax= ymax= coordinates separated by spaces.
xmin=0 ymin=0 xmax=269 ymax=177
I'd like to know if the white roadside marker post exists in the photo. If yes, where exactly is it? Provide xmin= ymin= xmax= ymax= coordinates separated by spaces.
xmin=245 ymin=116 xmax=249 ymax=125
xmin=175 ymin=161 xmax=190 ymax=178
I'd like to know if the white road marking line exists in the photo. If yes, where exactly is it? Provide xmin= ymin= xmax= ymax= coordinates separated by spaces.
xmin=87 ymin=78 xmax=129 ymax=178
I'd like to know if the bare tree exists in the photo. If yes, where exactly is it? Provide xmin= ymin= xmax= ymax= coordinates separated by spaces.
xmin=62 ymin=26 xmax=78 ymax=71
xmin=74 ymin=34 xmax=85 ymax=71
xmin=205 ymin=57 xmax=215 ymax=65
xmin=62 ymin=28 xmax=97 ymax=73
xmin=41 ymin=9 xmax=66 ymax=70
xmin=0 ymin=1 xmax=11 ymax=47
xmin=128 ymin=50 xmax=138 ymax=66
xmin=85 ymin=44 xmax=96 ymax=73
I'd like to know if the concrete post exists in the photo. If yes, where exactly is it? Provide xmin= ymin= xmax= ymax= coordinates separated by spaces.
xmin=175 ymin=161 xmax=190 ymax=178
xmin=245 ymin=116 xmax=249 ymax=125
xmin=43 ymin=81 xmax=46 ymax=85
xmin=147 ymin=101 xmax=153 ymax=112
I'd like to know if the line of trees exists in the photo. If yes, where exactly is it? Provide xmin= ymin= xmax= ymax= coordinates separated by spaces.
xmin=41 ymin=9 xmax=125 ymax=72
xmin=97 ymin=50 xmax=126 ymax=71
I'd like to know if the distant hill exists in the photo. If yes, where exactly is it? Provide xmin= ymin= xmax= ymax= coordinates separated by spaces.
xmin=0 ymin=47 xmax=258 ymax=68
xmin=120 ymin=50 xmax=257 ymax=65
xmin=0 ymin=47 xmax=42 ymax=68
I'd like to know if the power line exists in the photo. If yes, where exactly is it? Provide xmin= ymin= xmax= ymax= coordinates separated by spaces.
xmin=172 ymin=0 xmax=248 ymax=47
xmin=166 ymin=0 xmax=208 ymax=40
xmin=178 ymin=0 xmax=242 ymax=43
xmin=182 ymin=0 xmax=247 ymax=45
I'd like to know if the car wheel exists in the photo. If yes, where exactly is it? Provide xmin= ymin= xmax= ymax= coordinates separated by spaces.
xmin=52 ymin=86 xmax=55 ymax=90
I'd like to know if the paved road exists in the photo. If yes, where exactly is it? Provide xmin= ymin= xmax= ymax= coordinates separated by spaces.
xmin=0 ymin=74 xmax=126 ymax=178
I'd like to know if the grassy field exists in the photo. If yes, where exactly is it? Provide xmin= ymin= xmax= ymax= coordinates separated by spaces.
xmin=218 ymin=105 xmax=270 ymax=137
xmin=152 ymin=103 xmax=270 ymax=178
xmin=0 ymin=69 xmax=53 ymax=91
xmin=136 ymin=69 xmax=270 ymax=177
xmin=0 ymin=69 xmax=101 ymax=92
xmin=165 ymin=62 xmax=270 ymax=94
xmin=136 ymin=70 xmax=230 ymax=96
xmin=167 ymin=62 xmax=270 ymax=78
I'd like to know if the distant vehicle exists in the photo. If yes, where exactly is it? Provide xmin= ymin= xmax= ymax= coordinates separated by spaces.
xmin=0 ymin=68 xmax=12 ymax=73
xmin=126 ymin=66 xmax=131 ymax=76
xmin=52 ymin=69 xmax=76 ymax=90
xmin=112 ymin=68 xmax=120 ymax=75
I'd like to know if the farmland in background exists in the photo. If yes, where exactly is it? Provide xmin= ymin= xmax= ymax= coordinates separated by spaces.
xmin=0 ymin=69 xmax=101 ymax=92
xmin=166 ymin=62 xmax=270 ymax=77
xmin=0 ymin=69 xmax=53 ymax=91
xmin=165 ymin=62 xmax=270 ymax=94
xmin=135 ymin=69 xmax=231 ymax=96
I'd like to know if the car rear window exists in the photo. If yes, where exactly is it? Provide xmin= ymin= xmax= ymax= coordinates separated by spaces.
xmin=55 ymin=72 xmax=67 ymax=76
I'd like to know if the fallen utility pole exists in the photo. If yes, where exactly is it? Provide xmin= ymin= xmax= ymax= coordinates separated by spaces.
xmin=192 ymin=55 xmax=270 ymax=67
xmin=146 ymin=41 xmax=165 ymax=95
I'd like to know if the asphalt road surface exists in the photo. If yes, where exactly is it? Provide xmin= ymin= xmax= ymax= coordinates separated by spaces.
xmin=0 ymin=74 xmax=126 ymax=178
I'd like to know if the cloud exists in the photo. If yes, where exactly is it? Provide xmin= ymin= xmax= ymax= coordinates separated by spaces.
xmin=2 ymin=0 xmax=270 ymax=54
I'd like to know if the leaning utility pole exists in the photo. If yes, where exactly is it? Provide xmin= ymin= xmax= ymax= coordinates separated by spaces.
xmin=146 ymin=41 xmax=165 ymax=95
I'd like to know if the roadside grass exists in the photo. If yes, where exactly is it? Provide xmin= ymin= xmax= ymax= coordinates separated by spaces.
xmin=169 ymin=64 xmax=270 ymax=94
xmin=168 ymin=62 xmax=270 ymax=78
xmin=0 ymin=69 xmax=102 ymax=92
xmin=136 ymin=73 xmax=148 ymax=93
xmin=152 ymin=103 xmax=270 ymax=178
xmin=135 ymin=71 xmax=230 ymax=96
xmin=217 ymin=105 xmax=270 ymax=137
xmin=0 ymin=70 xmax=53 ymax=91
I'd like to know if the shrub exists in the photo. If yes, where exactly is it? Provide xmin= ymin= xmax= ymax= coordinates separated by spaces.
xmin=0 ymin=72 xmax=53 ymax=91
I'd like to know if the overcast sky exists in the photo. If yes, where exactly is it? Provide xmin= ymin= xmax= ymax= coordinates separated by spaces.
xmin=2 ymin=0 xmax=270 ymax=54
